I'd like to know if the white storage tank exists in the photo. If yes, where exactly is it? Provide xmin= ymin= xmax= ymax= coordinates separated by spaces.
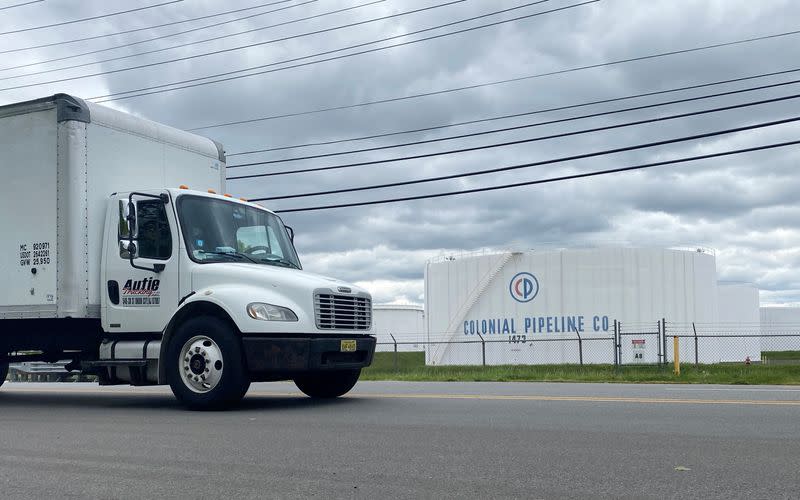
xmin=707 ymin=282 xmax=761 ymax=362
xmin=424 ymin=248 xmax=719 ymax=365
xmin=760 ymin=307 xmax=800 ymax=355
xmin=373 ymin=304 xmax=425 ymax=352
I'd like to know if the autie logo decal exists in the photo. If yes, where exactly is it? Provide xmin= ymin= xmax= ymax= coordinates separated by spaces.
xmin=121 ymin=278 xmax=161 ymax=306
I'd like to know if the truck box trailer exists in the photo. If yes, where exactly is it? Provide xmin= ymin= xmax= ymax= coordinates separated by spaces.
xmin=0 ymin=94 xmax=375 ymax=408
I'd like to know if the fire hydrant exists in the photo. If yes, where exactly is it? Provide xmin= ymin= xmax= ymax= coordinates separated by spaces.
xmin=745 ymin=356 xmax=751 ymax=365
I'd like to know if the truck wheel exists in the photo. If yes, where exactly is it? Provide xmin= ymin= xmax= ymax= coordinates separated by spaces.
xmin=0 ymin=361 xmax=7 ymax=389
xmin=166 ymin=316 xmax=250 ymax=410
xmin=294 ymin=369 xmax=361 ymax=398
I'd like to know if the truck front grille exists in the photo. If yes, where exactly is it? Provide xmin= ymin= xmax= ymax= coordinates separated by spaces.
xmin=314 ymin=293 xmax=372 ymax=330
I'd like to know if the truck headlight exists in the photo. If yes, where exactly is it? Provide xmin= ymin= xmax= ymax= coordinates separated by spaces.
xmin=247 ymin=303 xmax=298 ymax=322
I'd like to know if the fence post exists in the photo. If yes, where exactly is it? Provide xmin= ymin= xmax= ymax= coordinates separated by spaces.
xmin=575 ymin=328 xmax=583 ymax=366
xmin=662 ymin=318 xmax=668 ymax=366
xmin=617 ymin=321 xmax=623 ymax=367
xmin=657 ymin=320 xmax=662 ymax=365
xmin=613 ymin=320 xmax=618 ymax=366
xmin=477 ymin=332 xmax=486 ymax=366
xmin=692 ymin=322 xmax=699 ymax=366
xmin=389 ymin=334 xmax=398 ymax=371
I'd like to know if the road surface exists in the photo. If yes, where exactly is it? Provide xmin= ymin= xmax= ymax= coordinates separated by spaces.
xmin=1 ymin=381 xmax=798 ymax=498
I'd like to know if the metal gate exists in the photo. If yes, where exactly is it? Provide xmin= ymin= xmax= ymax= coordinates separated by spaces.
xmin=615 ymin=319 xmax=666 ymax=366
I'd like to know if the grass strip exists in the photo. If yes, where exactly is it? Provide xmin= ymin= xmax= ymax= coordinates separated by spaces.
xmin=363 ymin=352 xmax=800 ymax=385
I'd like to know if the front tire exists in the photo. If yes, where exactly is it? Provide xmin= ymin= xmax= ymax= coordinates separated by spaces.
xmin=294 ymin=369 xmax=361 ymax=398
xmin=166 ymin=316 xmax=250 ymax=410
xmin=0 ymin=361 xmax=8 ymax=388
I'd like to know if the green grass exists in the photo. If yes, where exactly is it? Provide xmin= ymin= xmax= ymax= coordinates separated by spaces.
xmin=367 ymin=351 xmax=425 ymax=371
xmin=363 ymin=352 xmax=800 ymax=385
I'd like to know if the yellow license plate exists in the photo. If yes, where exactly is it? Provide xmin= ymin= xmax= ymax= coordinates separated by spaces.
xmin=340 ymin=340 xmax=357 ymax=352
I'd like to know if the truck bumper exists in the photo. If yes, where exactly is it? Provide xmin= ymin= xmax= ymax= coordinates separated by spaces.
xmin=241 ymin=335 xmax=376 ymax=374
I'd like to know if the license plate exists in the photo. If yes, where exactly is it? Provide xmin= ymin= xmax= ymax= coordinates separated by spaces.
xmin=340 ymin=340 xmax=357 ymax=352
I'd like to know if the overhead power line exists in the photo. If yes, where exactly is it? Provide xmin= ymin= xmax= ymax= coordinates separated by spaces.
xmin=227 ymin=78 xmax=800 ymax=169
xmin=0 ymin=0 xmax=333 ymax=76
xmin=0 ymin=0 xmax=388 ymax=81
xmin=88 ymin=0 xmax=593 ymax=103
xmin=228 ymin=92 xmax=800 ymax=181
xmin=189 ymin=28 xmax=800 ymax=132
xmin=0 ymin=0 xmax=43 ymax=12
xmin=246 ymin=110 xmax=800 ymax=201
xmin=1 ymin=0 xmax=473 ymax=93
xmin=228 ymin=67 xmax=800 ymax=157
xmin=0 ymin=0 xmax=295 ymax=55
xmin=271 ymin=137 xmax=800 ymax=213
xmin=0 ymin=0 xmax=183 ymax=36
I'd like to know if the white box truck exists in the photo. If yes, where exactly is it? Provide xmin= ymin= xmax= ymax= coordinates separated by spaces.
xmin=0 ymin=94 xmax=375 ymax=409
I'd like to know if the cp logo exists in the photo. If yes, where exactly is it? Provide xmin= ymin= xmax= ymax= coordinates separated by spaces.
xmin=510 ymin=272 xmax=539 ymax=303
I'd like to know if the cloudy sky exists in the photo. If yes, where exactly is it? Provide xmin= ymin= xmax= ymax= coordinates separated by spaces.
xmin=1 ymin=0 xmax=799 ymax=304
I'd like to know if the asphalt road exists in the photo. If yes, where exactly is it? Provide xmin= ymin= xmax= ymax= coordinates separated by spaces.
xmin=1 ymin=381 xmax=799 ymax=499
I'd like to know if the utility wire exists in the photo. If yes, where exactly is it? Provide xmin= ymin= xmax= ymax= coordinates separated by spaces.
xmin=0 ymin=0 xmax=335 ymax=76
xmin=0 ymin=0 xmax=472 ymax=93
xmin=0 ymin=0 xmax=386 ymax=80
xmin=0 ymin=0 xmax=183 ymax=36
xmin=0 ymin=0 xmax=43 ymax=12
xmin=227 ymin=78 xmax=800 ymax=169
xmin=247 ymin=111 xmax=800 ymax=200
xmin=228 ymin=92 xmax=800 ymax=181
xmin=88 ymin=0 xmax=592 ymax=103
xmin=228 ymin=68 xmax=800 ymax=156
xmin=75 ymin=0 xmax=550 ymax=100
xmin=272 ymin=137 xmax=800 ymax=213
xmin=189 ymin=28 xmax=800 ymax=132
xmin=0 ymin=0 xmax=294 ymax=55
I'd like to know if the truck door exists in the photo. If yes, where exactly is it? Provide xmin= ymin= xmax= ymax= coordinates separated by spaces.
xmin=104 ymin=193 xmax=180 ymax=333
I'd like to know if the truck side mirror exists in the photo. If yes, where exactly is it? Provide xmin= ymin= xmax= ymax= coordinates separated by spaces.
xmin=118 ymin=200 xmax=137 ymax=239
xmin=124 ymin=201 xmax=137 ymax=238
xmin=119 ymin=240 xmax=138 ymax=260
xmin=285 ymin=225 xmax=295 ymax=243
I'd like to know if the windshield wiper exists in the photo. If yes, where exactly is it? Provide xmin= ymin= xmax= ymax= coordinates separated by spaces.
xmin=256 ymin=256 xmax=300 ymax=269
xmin=198 ymin=250 xmax=258 ymax=264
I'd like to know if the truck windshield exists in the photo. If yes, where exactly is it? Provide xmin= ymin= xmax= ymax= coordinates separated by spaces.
xmin=177 ymin=195 xmax=301 ymax=269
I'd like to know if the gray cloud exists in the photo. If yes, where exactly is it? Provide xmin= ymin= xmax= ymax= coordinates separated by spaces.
xmin=3 ymin=0 xmax=799 ymax=304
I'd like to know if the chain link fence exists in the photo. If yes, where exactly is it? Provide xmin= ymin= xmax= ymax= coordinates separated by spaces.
xmin=376 ymin=320 xmax=800 ymax=367
xmin=664 ymin=322 xmax=800 ymax=365
xmin=378 ymin=329 xmax=619 ymax=366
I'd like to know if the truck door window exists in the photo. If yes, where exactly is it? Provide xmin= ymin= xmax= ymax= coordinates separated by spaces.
xmin=134 ymin=199 xmax=172 ymax=260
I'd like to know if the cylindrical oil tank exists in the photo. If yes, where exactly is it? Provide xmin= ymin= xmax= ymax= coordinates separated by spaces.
xmin=707 ymin=282 xmax=761 ymax=362
xmin=373 ymin=304 xmax=425 ymax=352
xmin=424 ymin=248 xmax=719 ymax=365
xmin=760 ymin=307 xmax=800 ymax=355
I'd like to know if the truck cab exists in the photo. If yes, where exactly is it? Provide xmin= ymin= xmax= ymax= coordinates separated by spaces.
xmin=99 ymin=188 xmax=375 ymax=408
